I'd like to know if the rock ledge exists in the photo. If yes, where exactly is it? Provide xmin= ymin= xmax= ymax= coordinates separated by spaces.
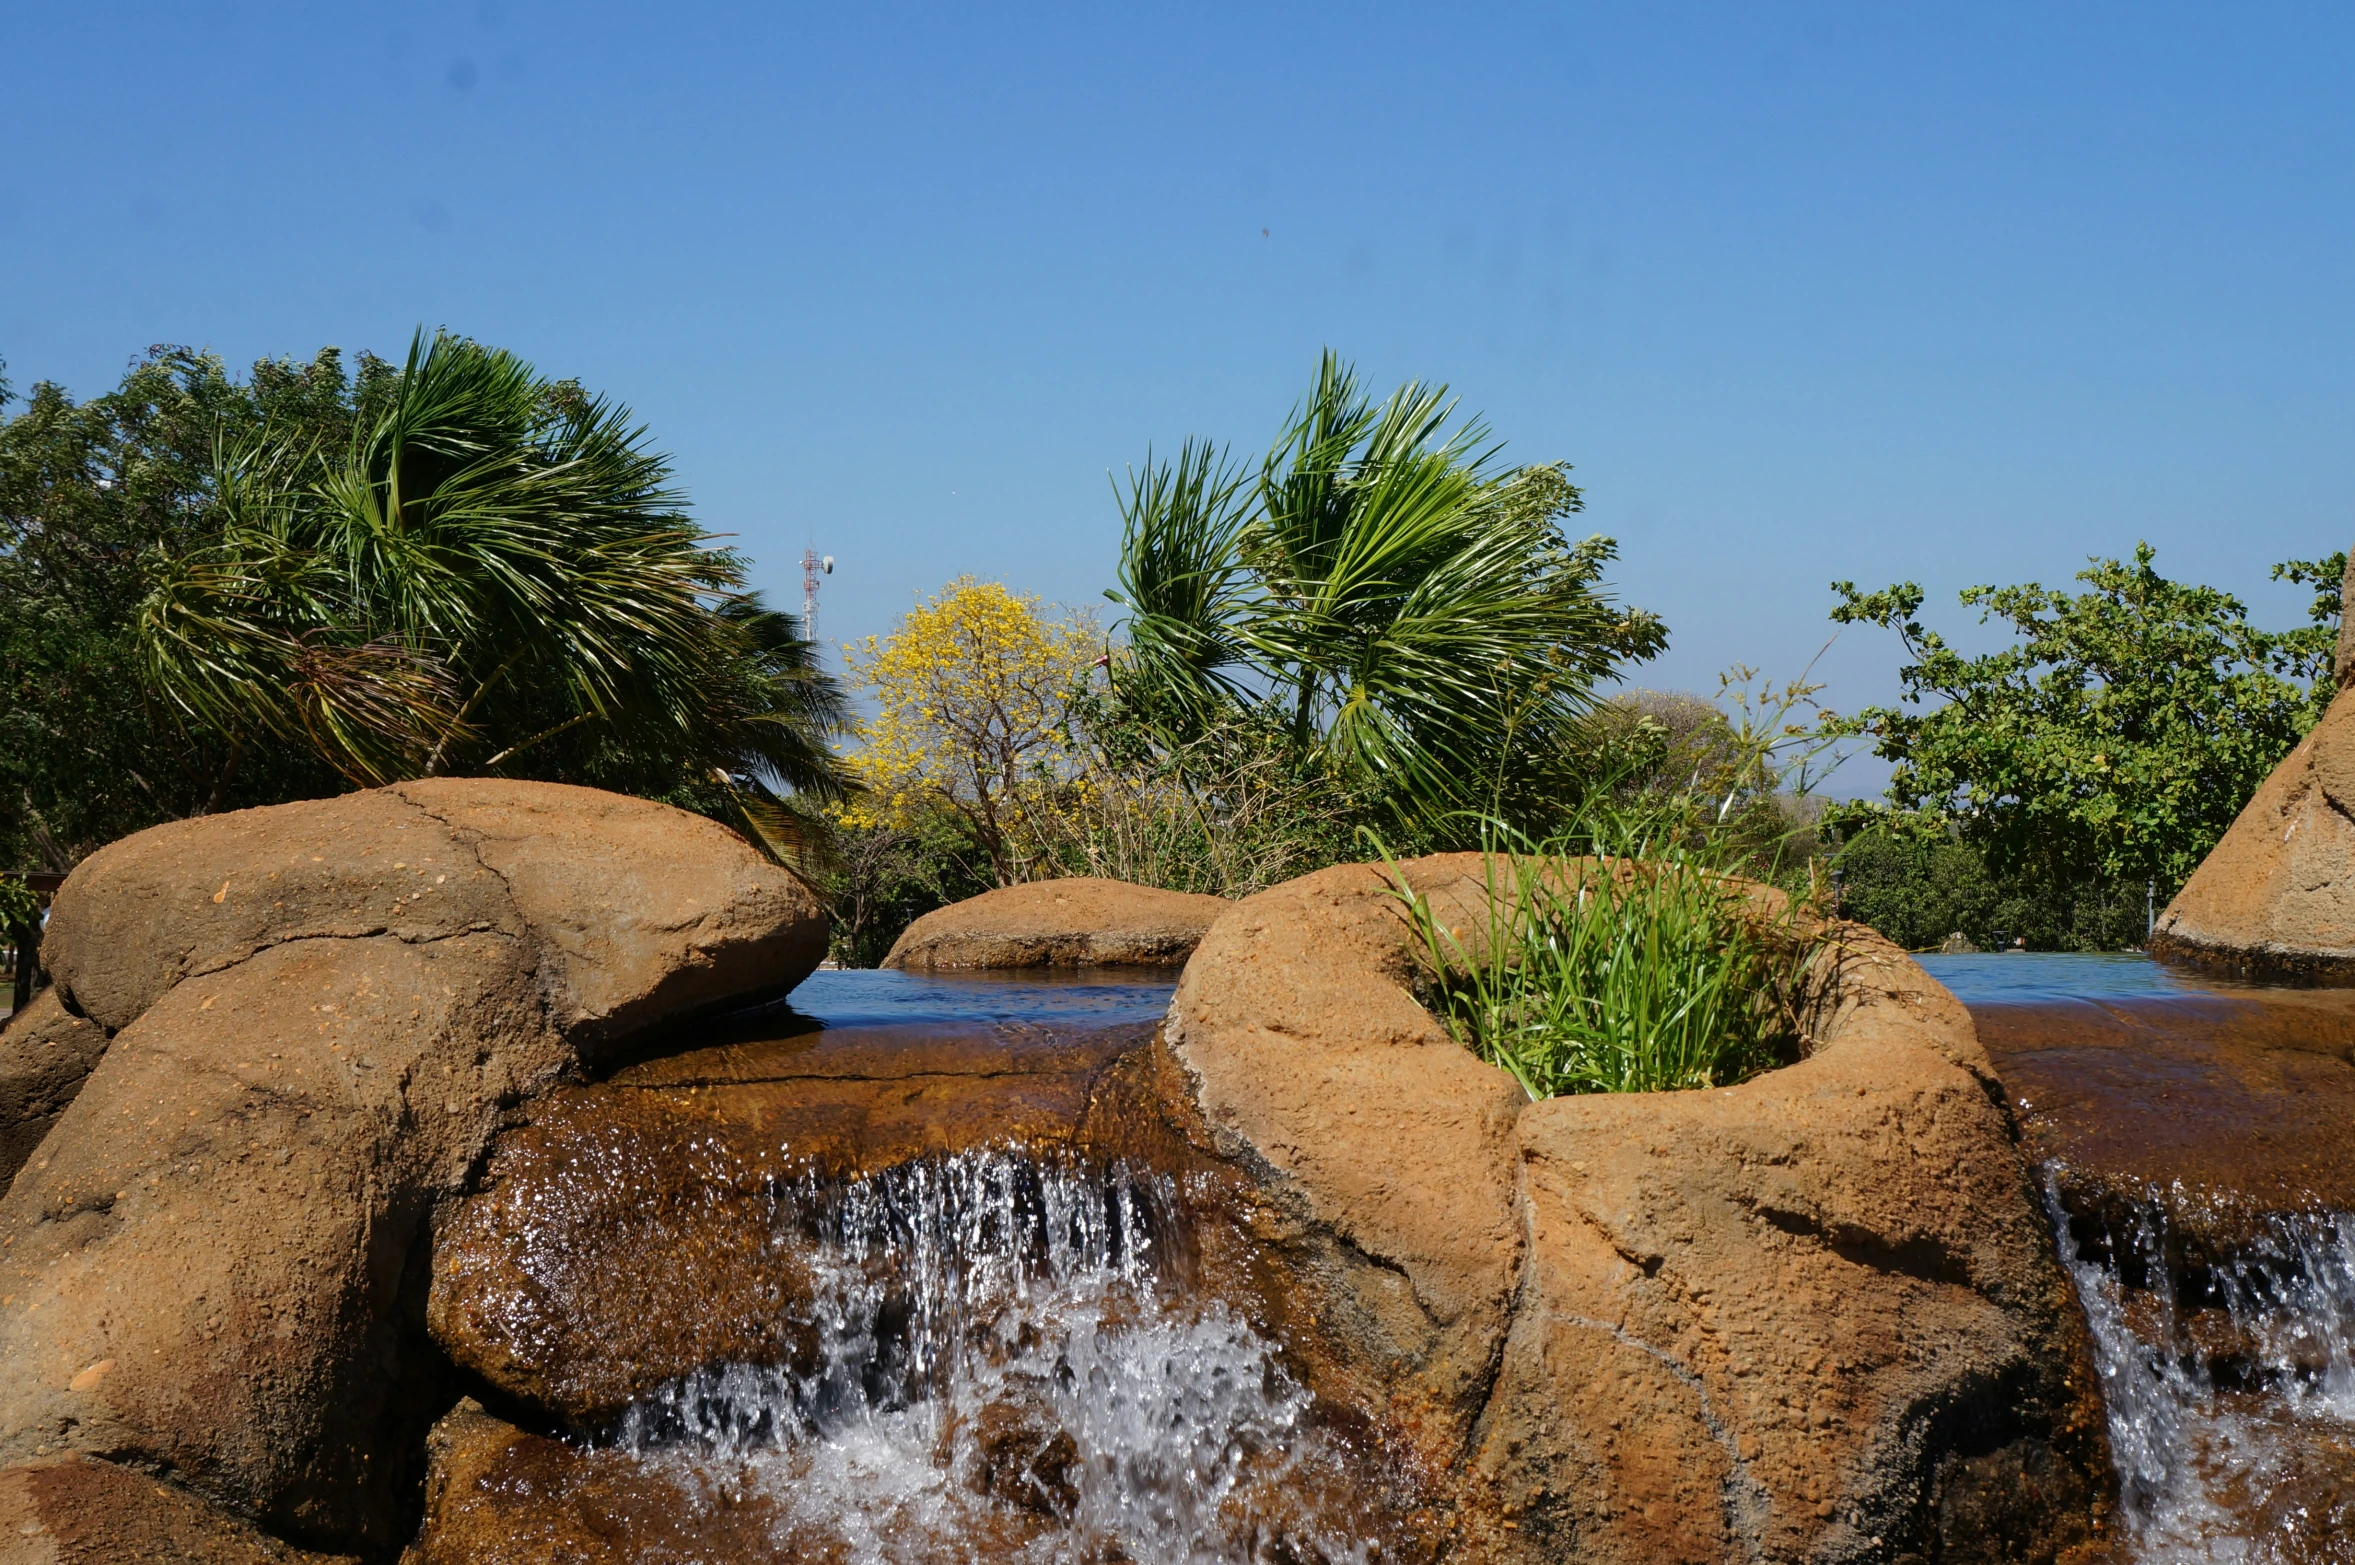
xmin=883 ymin=877 xmax=1226 ymax=970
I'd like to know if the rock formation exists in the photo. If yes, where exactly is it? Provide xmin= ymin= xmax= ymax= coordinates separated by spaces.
xmin=0 ymin=1454 xmax=356 ymax=1564
xmin=0 ymin=780 xmax=825 ymax=1557
xmin=0 ymin=993 xmax=107 ymax=1192
xmin=1165 ymin=853 xmax=2116 ymax=1564
xmin=2152 ymin=685 xmax=2355 ymax=980
xmin=883 ymin=876 xmax=1226 ymax=969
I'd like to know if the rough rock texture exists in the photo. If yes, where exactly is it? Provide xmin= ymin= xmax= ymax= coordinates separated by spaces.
xmin=883 ymin=877 xmax=1227 ymax=970
xmin=2151 ymin=685 xmax=2355 ymax=981
xmin=1166 ymin=855 xmax=2115 ymax=1565
xmin=0 ymin=1455 xmax=355 ymax=1564
xmin=42 ymin=779 xmax=826 ymax=1047
xmin=428 ymin=1018 xmax=1150 ymax=1424
xmin=0 ymin=781 xmax=826 ymax=1556
xmin=0 ymin=993 xmax=107 ymax=1193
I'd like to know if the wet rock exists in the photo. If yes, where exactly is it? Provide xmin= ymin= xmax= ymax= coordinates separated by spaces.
xmin=1166 ymin=853 xmax=2115 ymax=1564
xmin=957 ymin=1392 xmax=1081 ymax=1515
xmin=2153 ymin=685 xmax=2355 ymax=981
xmin=0 ymin=1454 xmax=355 ymax=1564
xmin=1975 ymin=991 xmax=2355 ymax=1258
xmin=0 ymin=992 xmax=107 ymax=1193
xmin=0 ymin=781 xmax=825 ymax=1554
xmin=428 ymin=1020 xmax=1150 ymax=1424
xmin=884 ymin=877 xmax=1226 ymax=970
xmin=408 ymin=1401 xmax=799 ymax=1565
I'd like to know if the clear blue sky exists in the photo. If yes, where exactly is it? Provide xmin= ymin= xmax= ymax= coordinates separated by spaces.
xmin=6 ymin=4 xmax=2349 ymax=792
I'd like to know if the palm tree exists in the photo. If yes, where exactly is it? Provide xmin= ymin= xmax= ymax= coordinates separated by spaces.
xmin=136 ymin=329 xmax=849 ymax=845
xmin=1107 ymin=352 xmax=1663 ymax=829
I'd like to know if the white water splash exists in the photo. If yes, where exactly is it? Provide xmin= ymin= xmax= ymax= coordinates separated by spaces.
xmin=611 ymin=1151 xmax=1383 ymax=1565
xmin=2045 ymin=1172 xmax=2355 ymax=1563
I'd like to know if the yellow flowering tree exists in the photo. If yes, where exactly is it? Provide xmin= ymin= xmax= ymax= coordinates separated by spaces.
xmin=841 ymin=578 xmax=1101 ymax=886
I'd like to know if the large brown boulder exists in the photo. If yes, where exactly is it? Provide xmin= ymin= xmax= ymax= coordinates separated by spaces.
xmin=0 ymin=993 xmax=107 ymax=1193
xmin=0 ymin=781 xmax=825 ymax=1556
xmin=883 ymin=877 xmax=1226 ymax=969
xmin=0 ymin=1455 xmax=355 ymax=1564
xmin=1165 ymin=855 xmax=2114 ymax=1564
xmin=2151 ymin=685 xmax=2355 ymax=980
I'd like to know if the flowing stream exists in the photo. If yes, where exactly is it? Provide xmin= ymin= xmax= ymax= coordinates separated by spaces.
xmin=541 ymin=970 xmax=1392 ymax=1565
xmin=605 ymin=1150 xmax=1381 ymax=1565
xmin=2047 ymin=1183 xmax=2355 ymax=1561
xmin=1928 ymin=954 xmax=2355 ymax=1565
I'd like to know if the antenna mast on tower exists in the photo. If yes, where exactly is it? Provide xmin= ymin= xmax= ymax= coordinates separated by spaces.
xmin=799 ymin=545 xmax=834 ymax=646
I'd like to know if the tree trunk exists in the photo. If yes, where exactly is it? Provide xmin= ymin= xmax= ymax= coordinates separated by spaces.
xmin=8 ymin=918 xmax=40 ymax=1015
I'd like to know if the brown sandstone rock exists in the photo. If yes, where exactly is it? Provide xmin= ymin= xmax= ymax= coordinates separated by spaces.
xmin=428 ymin=1020 xmax=1148 ymax=1424
xmin=2152 ymin=685 xmax=2355 ymax=980
xmin=389 ymin=779 xmax=830 ymax=1048
xmin=39 ymin=789 xmax=518 ymax=1036
xmin=0 ymin=782 xmax=826 ymax=1555
xmin=1166 ymin=854 xmax=2114 ymax=1565
xmin=43 ymin=780 xmax=825 ymax=1051
xmin=0 ymin=1454 xmax=355 ymax=1564
xmin=1162 ymin=859 xmax=1527 ymax=1462
xmin=407 ymin=1401 xmax=795 ymax=1565
xmin=0 ymin=993 xmax=107 ymax=1193
xmin=407 ymin=1399 xmax=1069 ymax=1564
xmin=883 ymin=877 xmax=1226 ymax=970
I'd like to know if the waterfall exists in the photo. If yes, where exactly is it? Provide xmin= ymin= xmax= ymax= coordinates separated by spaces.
xmin=607 ymin=1149 xmax=1387 ymax=1565
xmin=2043 ymin=1172 xmax=2355 ymax=1562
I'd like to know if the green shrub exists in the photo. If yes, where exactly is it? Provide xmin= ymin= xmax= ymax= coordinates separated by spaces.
xmin=1383 ymin=830 xmax=1819 ymax=1100
xmin=1829 ymin=826 xmax=2158 ymax=952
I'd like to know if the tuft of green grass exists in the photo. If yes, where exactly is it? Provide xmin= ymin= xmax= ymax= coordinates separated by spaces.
xmin=1381 ymin=829 xmax=1819 ymax=1099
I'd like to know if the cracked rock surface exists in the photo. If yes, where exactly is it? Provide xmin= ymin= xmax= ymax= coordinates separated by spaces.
xmin=0 ymin=780 xmax=826 ymax=1557
xmin=1165 ymin=853 xmax=2117 ymax=1565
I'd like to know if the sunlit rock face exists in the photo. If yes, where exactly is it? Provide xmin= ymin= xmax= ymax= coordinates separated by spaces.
xmin=2154 ymin=685 xmax=2355 ymax=982
xmin=883 ymin=877 xmax=1228 ymax=970
xmin=0 ymin=780 xmax=827 ymax=1555
xmin=1166 ymin=854 xmax=2116 ymax=1565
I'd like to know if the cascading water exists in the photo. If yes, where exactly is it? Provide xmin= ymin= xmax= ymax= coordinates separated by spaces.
xmin=1929 ymin=954 xmax=2355 ymax=1565
xmin=605 ymin=1149 xmax=1388 ymax=1565
xmin=2046 ymin=1178 xmax=2355 ymax=1561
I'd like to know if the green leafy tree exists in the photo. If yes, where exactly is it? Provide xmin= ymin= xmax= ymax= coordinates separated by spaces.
xmin=139 ymin=330 xmax=849 ymax=810
xmin=1106 ymin=353 xmax=1665 ymax=831
xmin=2 ymin=333 xmax=850 ymax=877
xmin=1830 ymin=831 xmax=2152 ymax=953
xmin=1 ymin=346 xmax=378 ymax=870
xmin=1823 ymin=543 xmax=2339 ymax=925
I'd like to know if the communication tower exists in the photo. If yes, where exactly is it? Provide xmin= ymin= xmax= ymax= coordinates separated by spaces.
xmin=800 ymin=546 xmax=834 ymax=644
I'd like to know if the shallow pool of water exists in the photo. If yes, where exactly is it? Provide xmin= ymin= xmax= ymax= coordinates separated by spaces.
xmin=762 ymin=968 xmax=1179 ymax=1031
xmin=1916 ymin=950 xmax=2239 ymax=1005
